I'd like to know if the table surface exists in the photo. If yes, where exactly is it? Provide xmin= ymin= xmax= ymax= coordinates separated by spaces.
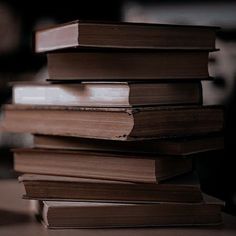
xmin=0 ymin=179 xmax=236 ymax=236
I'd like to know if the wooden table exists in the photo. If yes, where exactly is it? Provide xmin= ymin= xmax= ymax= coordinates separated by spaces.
xmin=0 ymin=179 xmax=236 ymax=236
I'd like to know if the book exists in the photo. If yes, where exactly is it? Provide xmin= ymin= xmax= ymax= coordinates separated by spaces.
xmin=39 ymin=195 xmax=223 ymax=228
xmin=2 ymin=105 xmax=223 ymax=140
xmin=33 ymin=134 xmax=224 ymax=156
xmin=35 ymin=20 xmax=218 ymax=52
xmin=12 ymin=81 xmax=202 ymax=107
xmin=47 ymin=51 xmax=210 ymax=81
xmin=13 ymin=148 xmax=192 ymax=183
xmin=19 ymin=172 xmax=202 ymax=203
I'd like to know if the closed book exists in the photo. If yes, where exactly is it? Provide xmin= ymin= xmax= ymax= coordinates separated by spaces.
xmin=35 ymin=20 xmax=218 ymax=52
xmin=47 ymin=51 xmax=210 ymax=81
xmin=39 ymin=195 xmax=223 ymax=228
xmin=33 ymin=135 xmax=224 ymax=156
xmin=14 ymin=148 xmax=192 ymax=183
xmin=18 ymin=172 xmax=202 ymax=203
xmin=2 ymin=105 xmax=224 ymax=140
xmin=12 ymin=81 xmax=202 ymax=107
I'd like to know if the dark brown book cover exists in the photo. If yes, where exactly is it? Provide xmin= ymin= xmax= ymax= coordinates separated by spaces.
xmin=14 ymin=148 xmax=193 ymax=183
xmin=35 ymin=20 xmax=219 ymax=52
xmin=40 ymin=194 xmax=223 ymax=228
xmin=47 ymin=51 xmax=209 ymax=81
xmin=33 ymin=134 xmax=224 ymax=156
xmin=2 ymin=105 xmax=224 ymax=140
xmin=19 ymin=172 xmax=202 ymax=203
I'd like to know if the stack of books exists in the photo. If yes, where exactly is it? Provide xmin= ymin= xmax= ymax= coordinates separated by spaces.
xmin=1 ymin=21 xmax=224 ymax=228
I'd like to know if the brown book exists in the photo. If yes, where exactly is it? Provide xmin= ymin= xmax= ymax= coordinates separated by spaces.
xmin=12 ymin=81 xmax=202 ymax=107
xmin=33 ymin=135 xmax=224 ymax=156
xmin=14 ymin=148 xmax=192 ymax=183
xmin=35 ymin=20 xmax=218 ymax=52
xmin=47 ymin=51 xmax=210 ymax=81
xmin=19 ymin=172 xmax=202 ymax=203
xmin=39 ymin=195 xmax=223 ymax=228
xmin=2 ymin=105 xmax=223 ymax=140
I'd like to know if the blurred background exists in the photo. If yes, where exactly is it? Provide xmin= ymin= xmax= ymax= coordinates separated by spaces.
xmin=0 ymin=0 xmax=235 ymax=215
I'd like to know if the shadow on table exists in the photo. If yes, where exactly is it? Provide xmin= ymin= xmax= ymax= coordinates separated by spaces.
xmin=0 ymin=209 xmax=31 ymax=226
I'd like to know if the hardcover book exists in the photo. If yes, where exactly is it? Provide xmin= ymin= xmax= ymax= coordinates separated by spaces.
xmin=12 ymin=81 xmax=202 ymax=107
xmin=14 ymin=148 xmax=192 ymax=183
xmin=2 ymin=105 xmax=223 ymax=140
xmin=35 ymin=20 xmax=218 ymax=52
xmin=47 ymin=51 xmax=210 ymax=81
xmin=19 ymin=172 xmax=202 ymax=203
xmin=39 ymin=195 xmax=223 ymax=228
xmin=33 ymin=134 xmax=224 ymax=156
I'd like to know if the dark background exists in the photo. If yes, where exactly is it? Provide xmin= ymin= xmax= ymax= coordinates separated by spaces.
xmin=0 ymin=0 xmax=235 ymax=216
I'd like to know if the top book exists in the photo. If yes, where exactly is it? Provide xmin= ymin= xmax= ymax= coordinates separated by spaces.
xmin=35 ymin=20 xmax=219 ymax=53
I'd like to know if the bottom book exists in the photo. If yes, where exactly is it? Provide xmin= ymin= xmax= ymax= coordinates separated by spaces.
xmin=39 ymin=195 xmax=223 ymax=229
